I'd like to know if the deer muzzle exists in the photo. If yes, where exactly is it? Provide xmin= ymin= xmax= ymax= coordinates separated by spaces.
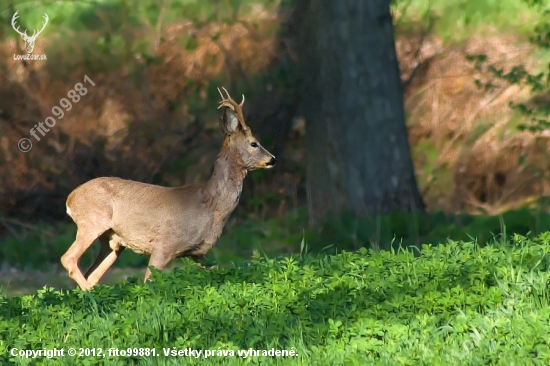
xmin=265 ymin=157 xmax=277 ymax=168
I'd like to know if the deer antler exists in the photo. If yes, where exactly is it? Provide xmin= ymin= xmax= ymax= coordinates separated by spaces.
xmin=217 ymin=87 xmax=248 ymax=130
xmin=32 ymin=13 xmax=49 ymax=38
xmin=11 ymin=12 xmax=48 ymax=39
xmin=11 ymin=11 xmax=28 ymax=38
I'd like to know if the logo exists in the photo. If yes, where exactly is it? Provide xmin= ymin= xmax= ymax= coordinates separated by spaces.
xmin=11 ymin=11 xmax=48 ymax=61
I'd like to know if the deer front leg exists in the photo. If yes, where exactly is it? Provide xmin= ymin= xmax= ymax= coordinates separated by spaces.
xmin=144 ymin=251 xmax=173 ymax=282
xmin=191 ymin=255 xmax=208 ymax=269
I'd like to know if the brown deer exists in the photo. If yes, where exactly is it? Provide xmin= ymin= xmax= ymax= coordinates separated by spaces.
xmin=61 ymin=87 xmax=276 ymax=290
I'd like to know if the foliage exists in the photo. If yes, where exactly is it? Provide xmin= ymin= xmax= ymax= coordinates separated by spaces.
xmin=459 ymin=0 xmax=550 ymax=131
xmin=0 ymin=0 xmax=298 ymax=222
xmin=465 ymin=0 xmax=549 ymax=131
xmin=392 ymin=0 xmax=550 ymax=213
xmin=5 ymin=207 xmax=550 ymax=274
xmin=0 ymin=0 xmax=547 ymax=222
xmin=1 ymin=233 xmax=550 ymax=364
xmin=392 ymin=0 xmax=548 ymax=41
xmin=0 ymin=222 xmax=147 ymax=270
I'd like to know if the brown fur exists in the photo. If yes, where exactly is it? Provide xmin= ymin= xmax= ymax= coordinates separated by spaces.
xmin=61 ymin=88 xmax=276 ymax=290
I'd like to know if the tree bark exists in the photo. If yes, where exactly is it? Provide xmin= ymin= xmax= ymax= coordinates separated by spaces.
xmin=294 ymin=0 xmax=425 ymax=224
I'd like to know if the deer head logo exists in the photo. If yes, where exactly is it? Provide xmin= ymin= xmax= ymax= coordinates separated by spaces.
xmin=11 ymin=11 xmax=49 ymax=54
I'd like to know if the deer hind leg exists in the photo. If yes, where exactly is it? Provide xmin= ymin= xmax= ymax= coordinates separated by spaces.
xmin=85 ymin=231 xmax=126 ymax=287
xmin=61 ymin=225 xmax=107 ymax=291
xmin=84 ymin=234 xmax=111 ymax=279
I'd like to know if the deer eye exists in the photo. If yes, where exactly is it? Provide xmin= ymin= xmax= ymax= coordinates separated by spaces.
xmin=251 ymin=142 xmax=259 ymax=148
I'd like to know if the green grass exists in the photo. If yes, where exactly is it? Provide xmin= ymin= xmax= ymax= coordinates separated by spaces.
xmin=3 ymin=207 xmax=550 ymax=278
xmin=2 ymin=233 xmax=550 ymax=365
xmin=393 ymin=0 xmax=550 ymax=41
xmin=2 ymin=1 xmax=550 ymax=361
xmin=0 ymin=266 xmax=144 ymax=298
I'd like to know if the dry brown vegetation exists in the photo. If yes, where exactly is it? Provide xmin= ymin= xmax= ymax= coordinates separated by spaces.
xmin=0 ymin=4 xmax=547 ymax=227
xmin=397 ymin=31 xmax=549 ymax=214
xmin=0 ymin=5 xmax=300 ymax=224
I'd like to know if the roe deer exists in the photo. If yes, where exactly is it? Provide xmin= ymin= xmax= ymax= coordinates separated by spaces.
xmin=61 ymin=87 xmax=276 ymax=290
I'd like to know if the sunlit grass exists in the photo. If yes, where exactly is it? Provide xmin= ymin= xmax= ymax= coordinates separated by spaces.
xmin=2 ymin=233 xmax=550 ymax=364
xmin=393 ymin=0 xmax=549 ymax=42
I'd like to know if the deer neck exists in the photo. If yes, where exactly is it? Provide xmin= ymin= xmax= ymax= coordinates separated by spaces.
xmin=204 ymin=148 xmax=247 ymax=214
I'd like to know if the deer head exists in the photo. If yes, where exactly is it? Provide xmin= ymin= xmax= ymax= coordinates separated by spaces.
xmin=217 ymin=87 xmax=276 ymax=171
xmin=11 ymin=11 xmax=49 ymax=54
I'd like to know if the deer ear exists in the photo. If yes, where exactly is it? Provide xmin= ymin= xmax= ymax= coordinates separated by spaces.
xmin=220 ymin=107 xmax=240 ymax=135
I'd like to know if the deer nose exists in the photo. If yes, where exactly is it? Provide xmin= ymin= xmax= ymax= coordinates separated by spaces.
xmin=267 ymin=157 xmax=277 ymax=166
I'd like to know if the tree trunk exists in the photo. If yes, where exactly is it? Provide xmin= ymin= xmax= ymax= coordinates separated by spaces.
xmin=294 ymin=0 xmax=425 ymax=224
